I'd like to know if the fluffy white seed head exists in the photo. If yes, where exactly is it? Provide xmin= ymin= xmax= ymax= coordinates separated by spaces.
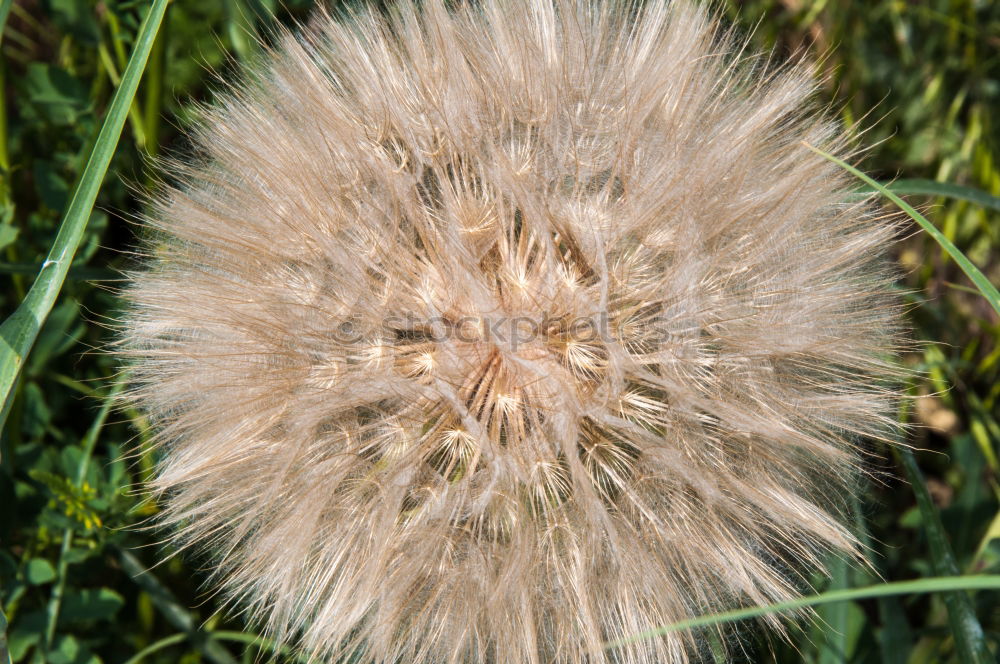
xmin=121 ymin=1 xmax=904 ymax=662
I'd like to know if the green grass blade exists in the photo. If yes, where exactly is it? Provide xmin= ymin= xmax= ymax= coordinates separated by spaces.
xmin=0 ymin=0 xmax=13 ymax=45
xmin=852 ymin=494 xmax=913 ymax=663
xmin=0 ymin=605 xmax=10 ymax=664
xmin=816 ymin=556 xmax=855 ymax=663
xmin=142 ymin=16 xmax=168 ymax=159
xmin=204 ymin=632 xmax=312 ymax=662
xmin=895 ymin=448 xmax=994 ymax=663
xmin=225 ymin=0 xmax=259 ymax=60
xmin=806 ymin=143 xmax=1000 ymax=317
xmin=604 ymin=575 xmax=1000 ymax=651
xmin=117 ymin=549 xmax=239 ymax=664
xmin=0 ymin=0 xmax=169 ymax=429
xmin=120 ymin=634 xmax=189 ymax=664
xmin=856 ymin=179 xmax=1000 ymax=213
xmin=0 ymin=261 xmax=116 ymax=281
xmin=1 ymin=0 xmax=14 ymax=199
xmin=894 ymin=364 xmax=993 ymax=662
xmin=119 ymin=631 xmax=312 ymax=664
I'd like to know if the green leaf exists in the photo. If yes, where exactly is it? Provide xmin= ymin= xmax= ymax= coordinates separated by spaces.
xmin=20 ymin=382 xmax=51 ymax=439
xmin=22 ymin=64 xmax=89 ymax=126
xmin=806 ymin=143 xmax=1000 ymax=317
xmin=0 ymin=0 xmax=170 ymax=430
xmin=48 ymin=634 xmax=100 ymax=664
xmin=0 ymin=225 xmax=17 ymax=252
xmin=0 ymin=551 xmax=14 ymax=584
xmin=32 ymin=161 xmax=71 ymax=212
xmin=6 ymin=627 xmax=34 ymax=664
xmin=59 ymin=588 xmax=124 ymax=623
xmin=25 ymin=559 xmax=56 ymax=585
xmin=46 ymin=0 xmax=101 ymax=45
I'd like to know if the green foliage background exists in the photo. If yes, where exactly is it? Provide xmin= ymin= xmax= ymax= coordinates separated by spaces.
xmin=1 ymin=0 xmax=999 ymax=662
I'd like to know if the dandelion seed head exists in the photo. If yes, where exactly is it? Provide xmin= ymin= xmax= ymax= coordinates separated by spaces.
xmin=121 ymin=1 xmax=904 ymax=662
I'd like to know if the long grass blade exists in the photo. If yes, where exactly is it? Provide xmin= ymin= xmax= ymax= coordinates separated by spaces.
xmin=895 ymin=447 xmax=994 ymax=663
xmin=0 ymin=605 xmax=10 ymax=664
xmin=120 ymin=634 xmax=189 ymax=664
xmin=203 ymin=631 xmax=311 ymax=662
xmin=605 ymin=575 xmax=1000 ymax=650
xmin=851 ymin=494 xmax=912 ymax=663
xmin=806 ymin=143 xmax=1000 ymax=317
xmin=1 ymin=0 xmax=15 ymax=205
xmin=0 ymin=0 xmax=169 ymax=429
xmin=0 ymin=0 xmax=13 ymax=45
xmin=816 ymin=555 xmax=854 ymax=663
xmin=894 ymin=381 xmax=994 ymax=662
xmin=857 ymin=179 xmax=1000 ymax=213
xmin=121 ymin=630 xmax=312 ymax=664
xmin=117 ymin=549 xmax=238 ymax=664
